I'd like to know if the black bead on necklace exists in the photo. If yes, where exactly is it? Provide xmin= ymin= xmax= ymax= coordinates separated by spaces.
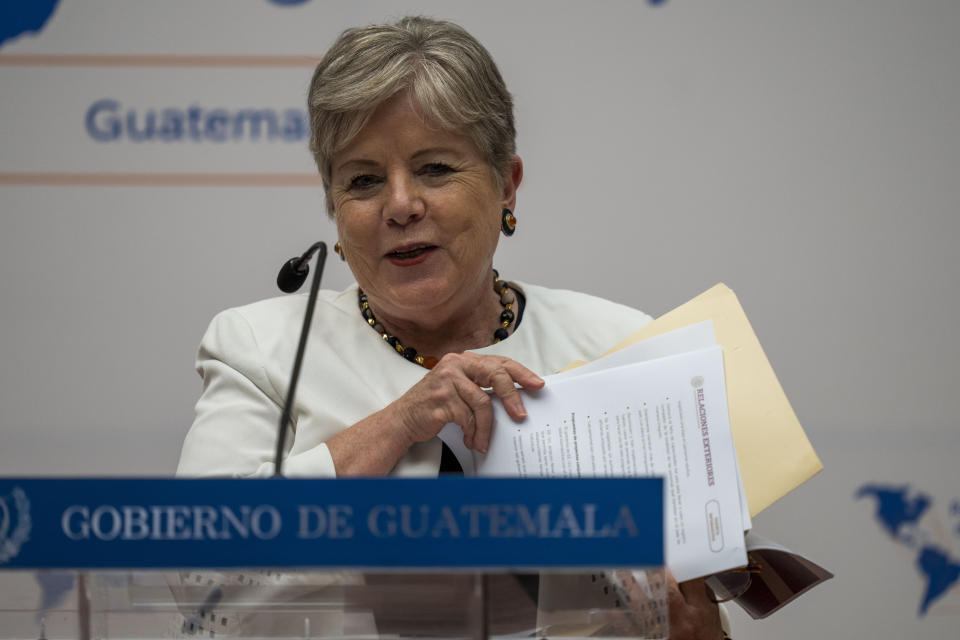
xmin=358 ymin=270 xmax=517 ymax=369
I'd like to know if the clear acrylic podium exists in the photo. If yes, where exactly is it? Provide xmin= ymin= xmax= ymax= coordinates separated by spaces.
xmin=0 ymin=477 xmax=666 ymax=639
xmin=2 ymin=568 xmax=668 ymax=639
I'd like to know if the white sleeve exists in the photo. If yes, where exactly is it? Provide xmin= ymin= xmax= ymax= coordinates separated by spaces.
xmin=176 ymin=308 xmax=337 ymax=478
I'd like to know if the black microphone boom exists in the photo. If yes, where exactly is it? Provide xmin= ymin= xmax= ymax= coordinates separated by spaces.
xmin=276 ymin=241 xmax=326 ymax=293
xmin=273 ymin=241 xmax=327 ymax=476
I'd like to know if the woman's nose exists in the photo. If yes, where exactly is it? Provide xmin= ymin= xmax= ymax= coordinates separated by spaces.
xmin=383 ymin=174 xmax=425 ymax=226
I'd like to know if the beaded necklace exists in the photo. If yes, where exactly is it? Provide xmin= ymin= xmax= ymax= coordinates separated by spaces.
xmin=358 ymin=270 xmax=517 ymax=369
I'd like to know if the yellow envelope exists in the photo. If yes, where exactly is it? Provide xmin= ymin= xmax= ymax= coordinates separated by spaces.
xmin=566 ymin=283 xmax=822 ymax=517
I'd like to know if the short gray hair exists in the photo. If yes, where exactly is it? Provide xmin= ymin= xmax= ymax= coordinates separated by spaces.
xmin=307 ymin=16 xmax=516 ymax=215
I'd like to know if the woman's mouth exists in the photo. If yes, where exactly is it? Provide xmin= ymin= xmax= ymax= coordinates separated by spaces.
xmin=387 ymin=244 xmax=436 ymax=264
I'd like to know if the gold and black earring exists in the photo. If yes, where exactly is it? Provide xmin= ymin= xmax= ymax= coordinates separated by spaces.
xmin=501 ymin=208 xmax=517 ymax=236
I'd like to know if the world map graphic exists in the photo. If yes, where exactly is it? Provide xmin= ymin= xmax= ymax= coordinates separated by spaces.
xmin=0 ymin=1 xmax=60 ymax=48
xmin=857 ymin=484 xmax=960 ymax=615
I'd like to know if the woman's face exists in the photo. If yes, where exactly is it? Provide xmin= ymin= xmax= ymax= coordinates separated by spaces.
xmin=330 ymin=93 xmax=519 ymax=327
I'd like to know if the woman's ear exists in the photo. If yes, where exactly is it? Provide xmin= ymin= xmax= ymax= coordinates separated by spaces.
xmin=501 ymin=155 xmax=524 ymax=211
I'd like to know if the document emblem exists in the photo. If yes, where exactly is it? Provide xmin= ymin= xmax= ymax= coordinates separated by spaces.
xmin=705 ymin=499 xmax=724 ymax=552
xmin=0 ymin=486 xmax=31 ymax=564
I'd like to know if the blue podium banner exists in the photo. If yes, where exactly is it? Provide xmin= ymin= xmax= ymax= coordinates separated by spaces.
xmin=0 ymin=477 xmax=663 ymax=570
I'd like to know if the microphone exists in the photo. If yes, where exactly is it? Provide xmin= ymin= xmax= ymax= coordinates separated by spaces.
xmin=273 ymin=241 xmax=328 ymax=476
xmin=276 ymin=241 xmax=326 ymax=293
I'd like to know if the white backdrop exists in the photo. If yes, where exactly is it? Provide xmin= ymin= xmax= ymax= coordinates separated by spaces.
xmin=1 ymin=1 xmax=959 ymax=637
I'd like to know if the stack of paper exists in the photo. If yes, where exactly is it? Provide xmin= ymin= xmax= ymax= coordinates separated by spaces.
xmin=443 ymin=321 xmax=748 ymax=581
xmin=439 ymin=283 xmax=824 ymax=586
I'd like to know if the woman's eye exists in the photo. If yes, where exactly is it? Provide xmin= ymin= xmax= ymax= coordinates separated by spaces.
xmin=348 ymin=174 xmax=381 ymax=190
xmin=419 ymin=163 xmax=454 ymax=178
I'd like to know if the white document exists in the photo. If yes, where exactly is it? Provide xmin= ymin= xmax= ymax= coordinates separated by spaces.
xmin=439 ymin=322 xmax=720 ymax=476
xmin=527 ymin=321 xmax=752 ymax=534
xmin=474 ymin=346 xmax=747 ymax=582
xmin=549 ymin=320 xmax=718 ymax=382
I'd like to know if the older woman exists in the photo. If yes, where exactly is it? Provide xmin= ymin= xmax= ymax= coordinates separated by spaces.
xmin=178 ymin=16 xmax=727 ymax=640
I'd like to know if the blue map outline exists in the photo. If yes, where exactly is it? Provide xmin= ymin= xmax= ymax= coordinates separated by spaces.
xmin=857 ymin=484 xmax=960 ymax=616
xmin=0 ymin=1 xmax=61 ymax=49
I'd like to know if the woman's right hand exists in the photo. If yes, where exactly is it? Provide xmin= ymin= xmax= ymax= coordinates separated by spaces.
xmin=326 ymin=352 xmax=544 ymax=475
xmin=391 ymin=352 xmax=545 ymax=453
